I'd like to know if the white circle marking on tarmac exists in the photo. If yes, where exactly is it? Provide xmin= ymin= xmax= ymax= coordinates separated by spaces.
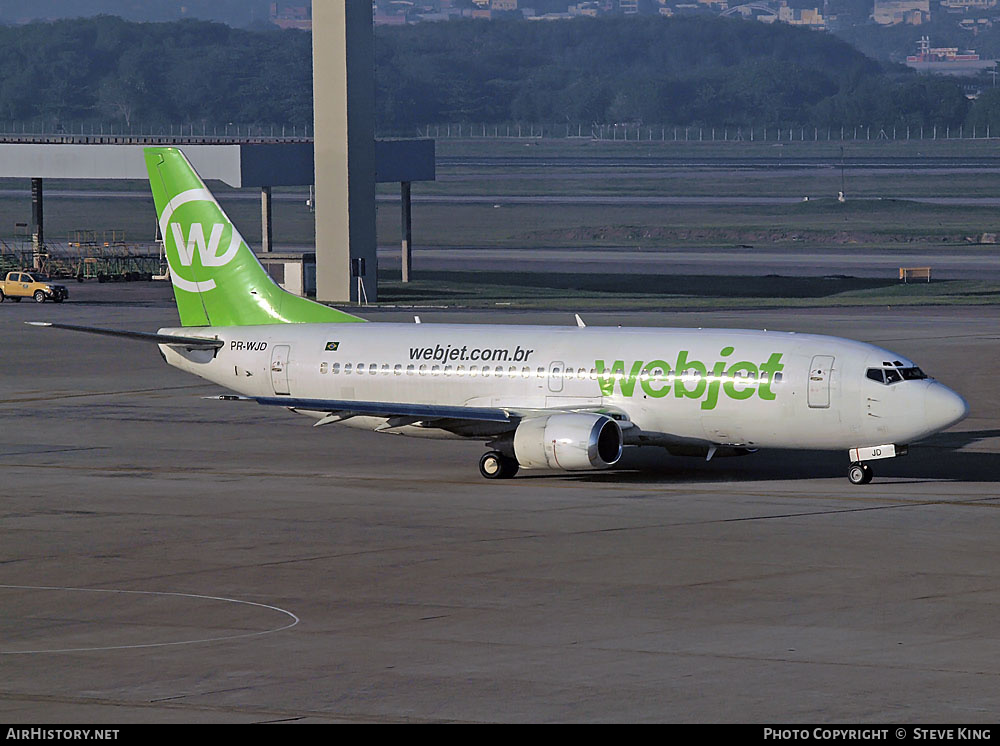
xmin=0 ymin=584 xmax=300 ymax=655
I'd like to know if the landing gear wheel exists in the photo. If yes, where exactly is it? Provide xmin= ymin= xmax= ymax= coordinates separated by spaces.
xmin=33 ymin=290 xmax=46 ymax=303
xmin=848 ymin=462 xmax=873 ymax=485
xmin=479 ymin=451 xmax=519 ymax=480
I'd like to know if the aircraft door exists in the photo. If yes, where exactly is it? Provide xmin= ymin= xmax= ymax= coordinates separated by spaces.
xmin=270 ymin=345 xmax=291 ymax=396
xmin=807 ymin=355 xmax=835 ymax=408
xmin=548 ymin=361 xmax=565 ymax=393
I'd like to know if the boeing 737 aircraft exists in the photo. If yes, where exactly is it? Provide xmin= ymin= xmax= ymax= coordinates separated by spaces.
xmin=32 ymin=147 xmax=968 ymax=484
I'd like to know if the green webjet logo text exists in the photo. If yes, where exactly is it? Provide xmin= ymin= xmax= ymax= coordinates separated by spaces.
xmin=595 ymin=348 xmax=784 ymax=411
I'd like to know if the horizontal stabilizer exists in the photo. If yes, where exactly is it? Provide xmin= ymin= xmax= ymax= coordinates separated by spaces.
xmin=26 ymin=322 xmax=224 ymax=350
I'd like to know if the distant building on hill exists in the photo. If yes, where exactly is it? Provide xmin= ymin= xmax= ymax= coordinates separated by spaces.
xmin=940 ymin=0 xmax=997 ymax=10
xmin=777 ymin=1 xmax=826 ymax=26
xmin=695 ymin=0 xmax=731 ymax=10
xmin=270 ymin=3 xmax=312 ymax=30
xmin=873 ymin=0 xmax=930 ymax=25
xmin=721 ymin=2 xmax=826 ymax=28
xmin=957 ymin=17 xmax=993 ymax=30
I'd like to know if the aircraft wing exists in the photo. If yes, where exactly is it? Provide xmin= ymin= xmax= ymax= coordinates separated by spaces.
xmin=253 ymin=396 xmax=514 ymax=425
xmin=26 ymin=322 xmax=224 ymax=350
xmin=250 ymin=396 xmax=633 ymax=426
xmin=222 ymin=396 xmax=734 ymax=456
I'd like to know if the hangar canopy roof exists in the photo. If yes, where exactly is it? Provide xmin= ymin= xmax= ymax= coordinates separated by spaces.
xmin=0 ymin=140 xmax=435 ymax=187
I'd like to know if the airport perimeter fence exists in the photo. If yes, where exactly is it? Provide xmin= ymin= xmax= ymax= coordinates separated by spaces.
xmin=0 ymin=121 xmax=312 ymax=142
xmin=0 ymin=120 xmax=994 ymax=144
xmin=413 ymin=122 xmax=1000 ymax=142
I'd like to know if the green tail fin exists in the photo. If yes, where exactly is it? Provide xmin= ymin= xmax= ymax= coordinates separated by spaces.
xmin=145 ymin=147 xmax=364 ymax=327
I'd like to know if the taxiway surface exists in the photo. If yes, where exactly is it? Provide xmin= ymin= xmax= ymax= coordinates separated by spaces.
xmin=1 ymin=285 xmax=998 ymax=722
xmin=374 ymin=244 xmax=1000 ymax=281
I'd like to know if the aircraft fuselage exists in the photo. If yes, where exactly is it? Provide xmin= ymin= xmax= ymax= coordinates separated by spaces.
xmin=159 ymin=322 xmax=968 ymax=453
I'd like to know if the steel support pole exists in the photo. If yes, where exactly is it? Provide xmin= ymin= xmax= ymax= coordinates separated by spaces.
xmin=261 ymin=185 xmax=273 ymax=253
xmin=401 ymin=181 xmax=412 ymax=283
xmin=31 ymin=177 xmax=43 ymax=270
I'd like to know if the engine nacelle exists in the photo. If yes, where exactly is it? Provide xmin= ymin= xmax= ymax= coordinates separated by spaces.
xmin=513 ymin=413 xmax=623 ymax=471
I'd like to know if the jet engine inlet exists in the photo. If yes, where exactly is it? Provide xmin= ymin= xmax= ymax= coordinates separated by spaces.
xmin=513 ymin=413 xmax=623 ymax=471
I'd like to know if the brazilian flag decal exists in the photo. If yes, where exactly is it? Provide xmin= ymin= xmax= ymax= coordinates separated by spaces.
xmin=325 ymin=341 xmax=340 ymax=351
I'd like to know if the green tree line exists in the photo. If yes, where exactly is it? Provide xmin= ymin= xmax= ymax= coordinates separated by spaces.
xmin=0 ymin=14 xmax=992 ymax=133
xmin=0 ymin=16 xmax=313 ymax=128
xmin=374 ymin=16 xmax=974 ymax=132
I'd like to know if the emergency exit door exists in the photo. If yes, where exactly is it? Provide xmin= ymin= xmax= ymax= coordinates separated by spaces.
xmin=807 ymin=355 xmax=834 ymax=409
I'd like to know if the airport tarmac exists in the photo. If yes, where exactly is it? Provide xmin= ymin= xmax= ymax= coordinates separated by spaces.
xmin=375 ymin=244 xmax=1000 ymax=281
xmin=1 ymin=284 xmax=999 ymax=723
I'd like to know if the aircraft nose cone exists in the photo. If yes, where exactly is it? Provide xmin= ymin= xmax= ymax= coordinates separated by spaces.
xmin=925 ymin=383 xmax=969 ymax=431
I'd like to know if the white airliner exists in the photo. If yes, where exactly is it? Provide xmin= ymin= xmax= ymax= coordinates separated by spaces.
xmin=31 ymin=147 xmax=968 ymax=485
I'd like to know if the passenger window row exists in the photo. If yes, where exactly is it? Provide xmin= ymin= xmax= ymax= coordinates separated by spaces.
xmin=316 ymin=363 xmax=596 ymax=379
xmin=314 ymin=362 xmax=784 ymax=383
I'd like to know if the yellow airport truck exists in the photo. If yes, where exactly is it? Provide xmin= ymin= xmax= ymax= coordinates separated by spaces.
xmin=0 ymin=271 xmax=68 ymax=303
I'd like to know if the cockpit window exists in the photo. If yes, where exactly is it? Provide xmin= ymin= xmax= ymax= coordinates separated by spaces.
xmin=866 ymin=368 xmax=884 ymax=384
xmin=866 ymin=366 xmax=928 ymax=385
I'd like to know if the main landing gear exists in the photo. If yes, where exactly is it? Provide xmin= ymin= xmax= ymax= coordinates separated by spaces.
xmin=848 ymin=461 xmax=873 ymax=485
xmin=479 ymin=451 xmax=519 ymax=480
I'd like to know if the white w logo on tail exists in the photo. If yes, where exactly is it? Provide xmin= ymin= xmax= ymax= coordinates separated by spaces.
xmin=170 ymin=222 xmax=240 ymax=267
xmin=158 ymin=188 xmax=246 ymax=293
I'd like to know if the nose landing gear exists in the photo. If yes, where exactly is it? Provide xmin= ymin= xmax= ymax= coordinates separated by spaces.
xmin=846 ymin=444 xmax=907 ymax=485
xmin=848 ymin=461 xmax=873 ymax=485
